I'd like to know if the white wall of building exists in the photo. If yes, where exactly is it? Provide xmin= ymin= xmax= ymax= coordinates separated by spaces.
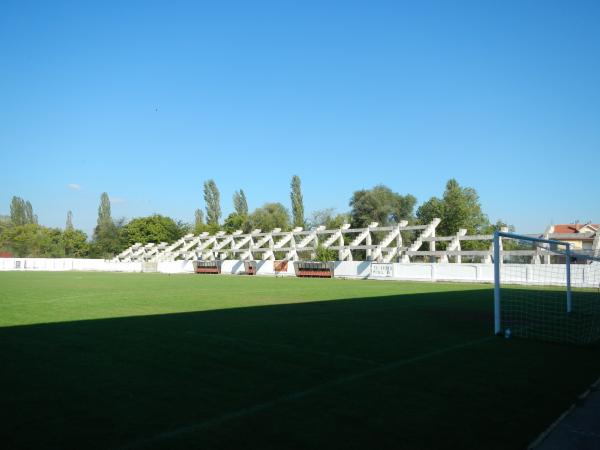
xmin=156 ymin=260 xmax=194 ymax=274
xmin=0 ymin=258 xmax=142 ymax=272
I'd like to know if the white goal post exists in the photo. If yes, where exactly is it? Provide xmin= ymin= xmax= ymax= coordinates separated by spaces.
xmin=493 ymin=231 xmax=600 ymax=344
xmin=494 ymin=231 xmax=572 ymax=334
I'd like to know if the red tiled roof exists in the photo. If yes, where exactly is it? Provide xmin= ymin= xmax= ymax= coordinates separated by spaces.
xmin=553 ymin=224 xmax=599 ymax=233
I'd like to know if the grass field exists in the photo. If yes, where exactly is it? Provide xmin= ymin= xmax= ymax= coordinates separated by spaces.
xmin=1 ymin=272 xmax=599 ymax=450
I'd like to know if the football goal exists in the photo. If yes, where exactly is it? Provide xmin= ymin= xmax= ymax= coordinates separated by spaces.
xmin=493 ymin=231 xmax=600 ymax=345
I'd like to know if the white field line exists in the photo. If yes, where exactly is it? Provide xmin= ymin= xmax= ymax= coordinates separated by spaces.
xmin=120 ymin=335 xmax=495 ymax=450
xmin=200 ymin=333 xmax=379 ymax=365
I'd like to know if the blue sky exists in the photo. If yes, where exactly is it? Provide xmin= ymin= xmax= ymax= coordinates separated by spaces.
xmin=1 ymin=0 xmax=599 ymax=235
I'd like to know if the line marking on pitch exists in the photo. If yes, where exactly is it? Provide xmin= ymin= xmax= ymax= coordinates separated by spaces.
xmin=120 ymin=335 xmax=495 ymax=450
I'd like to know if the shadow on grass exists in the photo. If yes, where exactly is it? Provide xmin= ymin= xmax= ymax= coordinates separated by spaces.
xmin=1 ymin=289 xmax=599 ymax=450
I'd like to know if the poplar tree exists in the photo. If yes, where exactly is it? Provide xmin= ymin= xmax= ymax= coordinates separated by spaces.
xmin=194 ymin=208 xmax=205 ymax=229
xmin=10 ymin=197 xmax=36 ymax=225
xmin=233 ymin=189 xmax=248 ymax=216
xmin=24 ymin=201 xmax=37 ymax=224
xmin=92 ymin=192 xmax=120 ymax=257
xmin=203 ymin=180 xmax=221 ymax=226
xmin=97 ymin=192 xmax=112 ymax=228
xmin=290 ymin=175 xmax=304 ymax=228
xmin=66 ymin=211 xmax=74 ymax=230
xmin=10 ymin=197 xmax=25 ymax=225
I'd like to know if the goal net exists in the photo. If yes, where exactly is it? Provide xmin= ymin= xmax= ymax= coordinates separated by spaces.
xmin=494 ymin=231 xmax=600 ymax=345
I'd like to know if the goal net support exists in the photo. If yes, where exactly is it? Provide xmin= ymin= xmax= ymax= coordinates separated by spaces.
xmin=494 ymin=231 xmax=600 ymax=345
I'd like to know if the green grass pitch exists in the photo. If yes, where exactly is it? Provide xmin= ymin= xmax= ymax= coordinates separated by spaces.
xmin=1 ymin=272 xmax=599 ymax=450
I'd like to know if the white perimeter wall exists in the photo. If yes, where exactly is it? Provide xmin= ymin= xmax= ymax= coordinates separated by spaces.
xmin=0 ymin=258 xmax=142 ymax=272
xmin=0 ymin=258 xmax=596 ymax=287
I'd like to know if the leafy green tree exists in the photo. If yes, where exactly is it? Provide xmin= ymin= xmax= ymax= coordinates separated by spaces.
xmin=0 ymin=224 xmax=65 ymax=257
xmin=290 ymin=175 xmax=304 ymax=228
xmin=482 ymin=219 xmax=515 ymax=234
xmin=415 ymin=197 xmax=444 ymax=226
xmin=90 ymin=222 xmax=123 ymax=258
xmin=120 ymin=214 xmax=185 ymax=247
xmin=248 ymin=203 xmax=290 ymax=232
xmin=65 ymin=211 xmax=74 ymax=230
xmin=0 ymin=215 xmax=10 ymax=236
xmin=233 ymin=190 xmax=248 ymax=216
xmin=0 ymin=224 xmax=29 ymax=256
xmin=415 ymin=179 xmax=512 ymax=250
xmin=441 ymin=179 xmax=488 ymax=235
xmin=223 ymin=212 xmax=249 ymax=233
xmin=309 ymin=208 xmax=350 ymax=229
xmin=35 ymin=226 xmax=65 ymax=257
xmin=349 ymin=185 xmax=416 ymax=228
xmin=62 ymin=229 xmax=89 ymax=257
xmin=176 ymin=220 xmax=192 ymax=236
xmin=326 ymin=213 xmax=350 ymax=230
xmin=203 ymin=180 xmax=221 ymax=226
xmin=416 ymin=179 xmax=489 ymax=236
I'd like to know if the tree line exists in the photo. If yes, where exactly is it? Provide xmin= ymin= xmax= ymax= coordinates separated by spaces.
xmin=0 ymin=177 xmax=510 ymax=258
